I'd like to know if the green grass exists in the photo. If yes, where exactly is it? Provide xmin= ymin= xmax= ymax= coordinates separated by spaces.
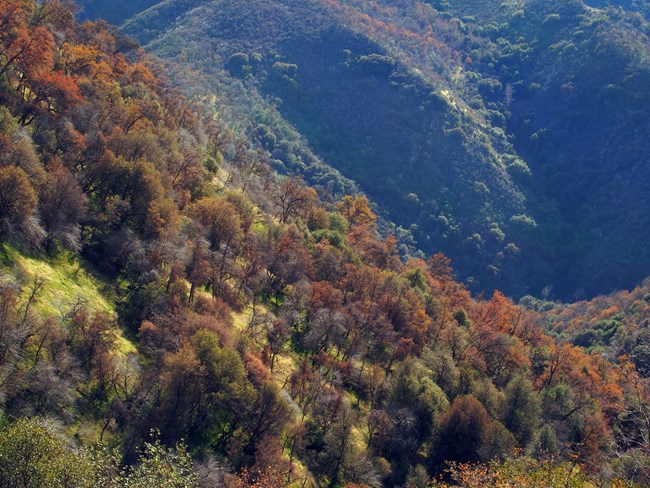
xmin=1 ymin=245 xmax=136 ymax=356
xmin=2 ymin=247 xmax=113 ymax=317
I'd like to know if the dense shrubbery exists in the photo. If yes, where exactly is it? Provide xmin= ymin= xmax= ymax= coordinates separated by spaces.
xmin=0 ymin=418 xmax=199 ymax=487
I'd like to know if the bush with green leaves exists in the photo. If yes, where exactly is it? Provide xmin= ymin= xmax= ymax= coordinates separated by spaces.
xmin=0 ymin=419 xmax=200 ymax=488
xmin=0 ymin=418 xmax=97 ymax=488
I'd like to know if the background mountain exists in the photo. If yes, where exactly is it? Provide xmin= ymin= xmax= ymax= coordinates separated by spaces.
xmin=76 ymin=0 xmax=650 ymax=301
xmin=74 ymin=0 xmax=160 ymax=24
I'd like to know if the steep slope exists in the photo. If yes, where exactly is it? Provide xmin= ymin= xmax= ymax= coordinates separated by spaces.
xmin=301 ymin=0 xmax=650 ymax=299
xmin=82 ymin=0 xmax=650 ymax=301
xmin=434 ymin=0 xmax=650 ymax=298
xmin=76 ymin=0 xmax=161 ymax=24
xmin=73 ymin=0 xmax=650 ymax=301
xmin=115 ymin=0 xmax=538 ymax=298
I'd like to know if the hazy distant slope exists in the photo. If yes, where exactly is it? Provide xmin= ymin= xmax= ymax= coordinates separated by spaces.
xmin=325 ymin=0 xmax=650 ymax=299
xmin=76 ymin=0 xmax=161 ymax=23
xmin=452 ymin=0 xmax=650 ymax=297
xmin=76 ymin=0 xmax=650 ymax=300
xmin=584 ymin=0 xmax=650 ymax=18
xmin=121 ymin=0 xmax=535 ymax=296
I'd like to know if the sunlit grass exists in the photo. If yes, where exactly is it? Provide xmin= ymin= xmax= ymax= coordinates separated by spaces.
xmin=2 ymin=246 xmax=113 ymax=317
xmin=1 ymin=245 xmax=136 ymax=357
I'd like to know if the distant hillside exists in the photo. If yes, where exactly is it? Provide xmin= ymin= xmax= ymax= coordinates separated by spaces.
xmin=295 ymin=0 xmax=650 ymax=299
xmin=118 ymin=0 xmax=536 ymax=298
xmin=77 ymin=0 xmax=650 ymax=300
xmin=446 ymin=0 xmax=650 ymax=297
xmin=76 ymin=0 xmax=160 ymax=24
xmin=584 ymin=0 xmax=650 ymax=18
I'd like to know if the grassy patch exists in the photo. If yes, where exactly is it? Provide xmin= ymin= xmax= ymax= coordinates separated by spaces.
xmin=231 ymin=301 xmax=274 ymax=333
xmin=2 ymin=247 xmax=113 ymax=318
xmin=231 ymin=307 xmax=252 ymax=333
xmin=1 ymin=246 xmax=136 ymax=356
xmin=114 ymin=334 xmax=137 ymax=356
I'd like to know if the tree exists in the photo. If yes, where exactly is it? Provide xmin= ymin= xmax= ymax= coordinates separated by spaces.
xmin=261 ymin=224 xmax=313 ymax=296
xmin=501 ymin=375 xmax=541 ymax=447
xmin=191 ymin=329 xmax=256 ymax=449
xmin=87 ymin=156 xmax=179 ymax=241
xmin=315 ymin=401 xmax=377 ymax=487
xmin=266 ymin=318 xmax=290 ymax=371
xmin=405 ymin=465 xmax=431 ymax=488
xmin=478 ymin=420 xmax=517 ymax=462
xmin=39 ymin=160 xmax=86 ymax=250
xmin=69 ymin=310 xmax=117 ymax=399
xmin=273 ymin=176 xmax=317 ymax=224
xmin=0 ymin=2 xmax=37 ymax=79
xmin=190 ymin=197 xmax=243 ymax=252
xmin=0 ymin=417 xmax=98 ymax=487
xmin=20 ymin=69 xmax=81 ymax=124
xmin=429 ymin=455 xmax=603 ymax=488
xmin=0 ymin=165 xmax=44 ymax=245
xmin=227 ymin=466 xmax=285 ymax=488
xmin=118 ymin=435 xmax=200 ymax=488
xmin=388 ymin=359 xmax=449 ymax=441
xmin=190 ymin=197 xmax=243 ymax=301
xmin=433 ymin=396 xmax=492 ymax=465
xmin=242 ymin=382 xmax=291 ymax=458
xmin=335 ymin=195 xmax=376 ymax=229
xmin=186 ymin=239 xmax=210 ymax=303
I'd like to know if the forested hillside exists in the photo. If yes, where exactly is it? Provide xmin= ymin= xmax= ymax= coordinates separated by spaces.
xmin=1 ymin=0 xmax=649 ymax=487
xmin=443 ymin=0 xmax=650 ymax=299
xmin=585 ymin=0 xmax=650 ymax=18
xmin=74 ymin=0 xmax=650 ymax=301
xmin=76 ymin=0 xmax=160 ymax=24
xmin=525 ymin=279 xmax=650 ymax=377
xmin=117 ymin=0 xmax=535 ymax=299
